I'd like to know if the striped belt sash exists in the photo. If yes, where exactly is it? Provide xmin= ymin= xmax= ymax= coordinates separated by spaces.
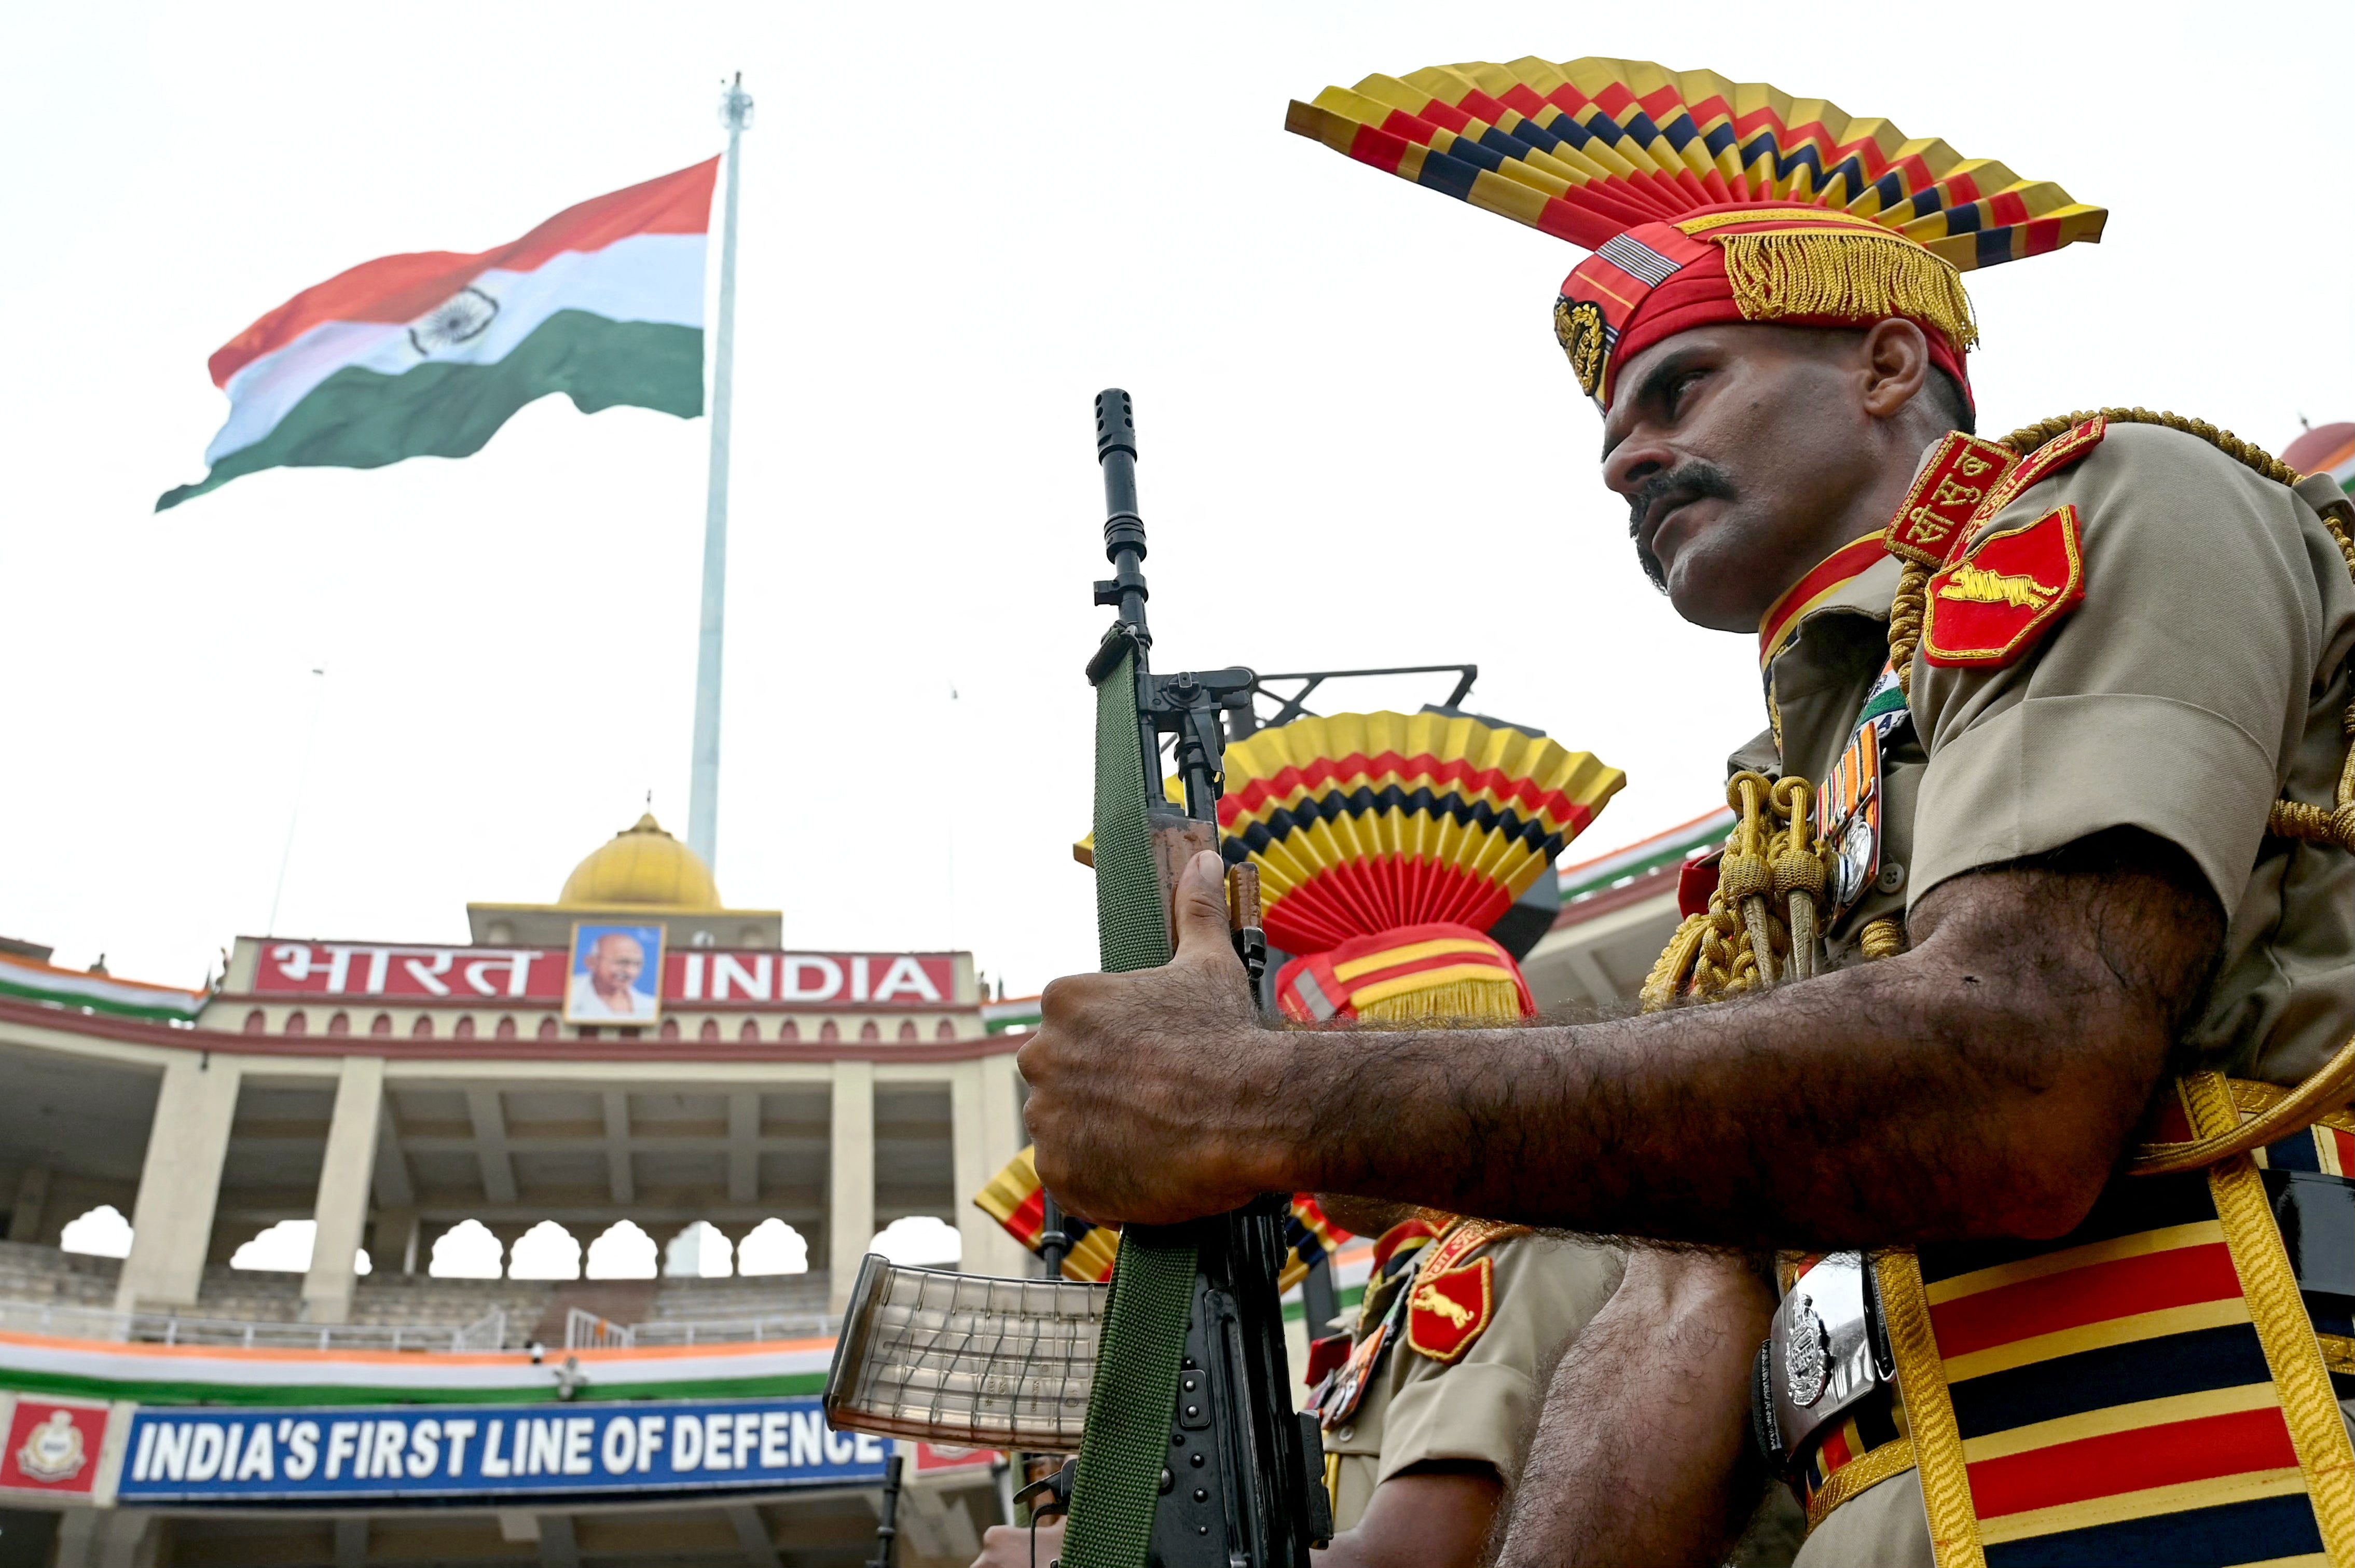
xmin=1798 ymin=1072 xmax=2355 ymax=1567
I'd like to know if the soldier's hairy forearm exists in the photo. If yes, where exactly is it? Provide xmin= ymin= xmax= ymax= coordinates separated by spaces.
xmin=1027 ymin=831 xmax=2223 ymax=1241
xmin=1495 ymin=1249 xmax=1770 ymax=1567
xmin=1274 ymin=832 xmax=2220 ymax=1246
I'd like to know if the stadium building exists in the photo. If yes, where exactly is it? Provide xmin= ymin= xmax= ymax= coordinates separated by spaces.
xmin=0 ymin=802 xmax=1723 ymax=1567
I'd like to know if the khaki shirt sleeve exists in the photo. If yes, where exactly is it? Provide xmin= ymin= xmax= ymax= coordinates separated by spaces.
xmin=1907 ymin=422 xmax=2343 ymax=914
xmin=1370 ymin=1235 xmax=1623 ymax=1489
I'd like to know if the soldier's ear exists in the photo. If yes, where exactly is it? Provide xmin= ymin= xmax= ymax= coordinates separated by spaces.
xmin=1859 ymin=318 xmax=1931 ymax=422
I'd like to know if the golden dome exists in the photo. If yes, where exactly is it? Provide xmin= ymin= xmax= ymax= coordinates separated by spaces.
xmin=558 ymin=814 xmax=721 ymax=909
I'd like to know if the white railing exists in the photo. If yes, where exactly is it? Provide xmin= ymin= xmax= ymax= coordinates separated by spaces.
xmin=0 ymin=1297 xmax=513 ymax=1354
xmin=0 ymin=1296 xmax=835 ymax=1354
xmin=564 ymin=1309 xmax=635 ymax=1350
xmin=626 ymin=1312 xmax=836 ymax=1346
xmin=451 ymin=1306 xmax=509 ymax=1353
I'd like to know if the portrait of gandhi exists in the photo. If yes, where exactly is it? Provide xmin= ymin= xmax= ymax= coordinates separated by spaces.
xmin=564 ymin=923 xmax=664 ymax=1023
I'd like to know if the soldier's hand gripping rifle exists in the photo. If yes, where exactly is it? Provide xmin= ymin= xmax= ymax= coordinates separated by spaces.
xmin=1054 ymin=390 xmax=1333 ymax=1568
xmin=818 ymin=391 xmax=1329 ymax=1567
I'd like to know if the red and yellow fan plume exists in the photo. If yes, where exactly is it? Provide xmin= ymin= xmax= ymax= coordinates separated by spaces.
xmin=1217 ymin=710 xmax=1623 ymax=964
xmin=974 ymin=1146 xmax=1346 ymax=1292
xmin=1284 ymin=57 xmax=2105 ymax=273
xmin=1273 ymin=919 xmax=1537 ymax=1026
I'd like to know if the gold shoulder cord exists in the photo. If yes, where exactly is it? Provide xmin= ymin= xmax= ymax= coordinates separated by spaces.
xmin=1638 ymin=771 xmax=1826 ymax=1009
xmin=1647 ymin=406 xmax=2355 ymax=1012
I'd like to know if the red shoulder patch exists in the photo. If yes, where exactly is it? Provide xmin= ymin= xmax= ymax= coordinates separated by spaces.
xmin=1972 ymin=415 xmax=2106 ymax=525
xmin=1921 ymin=504 xmax=2086 ymax=668
xmin=1884 ymin=432 xmax=2018 ymax=568
xmin=1406 ymin=1256 xmax=1494 ymax=1363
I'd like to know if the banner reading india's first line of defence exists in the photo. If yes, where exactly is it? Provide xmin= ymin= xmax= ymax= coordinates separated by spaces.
xmin=157 ymin=160 xmax=717 ymax=511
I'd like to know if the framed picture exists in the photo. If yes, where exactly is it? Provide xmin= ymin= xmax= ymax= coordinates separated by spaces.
xmin=564 ymin=921 xmax=665 ymax=1025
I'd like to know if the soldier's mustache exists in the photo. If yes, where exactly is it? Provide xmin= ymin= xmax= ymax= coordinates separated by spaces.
xmin=1629 ymin=461 xmax=1738 ymax=591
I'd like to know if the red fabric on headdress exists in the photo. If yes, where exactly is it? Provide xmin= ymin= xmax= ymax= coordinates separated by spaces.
xmin=1597 ymin=243 xmax=1972 ymax=409
xmin=1558 ymin=205 xmax=1975 ymax=411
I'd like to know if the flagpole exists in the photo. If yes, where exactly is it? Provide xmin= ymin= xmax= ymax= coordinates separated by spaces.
xmin=688 ymin=73 xmax=753 ymax=871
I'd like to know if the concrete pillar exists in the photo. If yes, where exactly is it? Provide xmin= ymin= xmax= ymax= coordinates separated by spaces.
xmin=371 ymin=1207 xmax=420 ymax=1275
xmin=536 ymin=1513 xmax=581 ymax=1568
xmin=304 ymin=1056 xmax=385 ymax=1324
xmin=827 ymin=1060 xmax=875 ymax=1312
xmin=7 ymin=1165 xmax=49 ymax=1243
xmin=56 ymin=1507 xmax=155 ymax=1568
xmin=953 ymin=1058 xmax=1027 ymax=1277
xmin=115 ymin=1055 xmax=243 ymax=1313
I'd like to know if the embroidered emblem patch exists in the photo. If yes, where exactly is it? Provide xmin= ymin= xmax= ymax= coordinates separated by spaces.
xmin=1971 ymin=414 xmax=2106 ymax=525
xmin=1883 ymin=431 xmax=2017 ymax=568
xmin=1922 ymin=504 xmax=2086 ymax=667
xmin=1406 ymin=1256 xmax=1494 ymax=1364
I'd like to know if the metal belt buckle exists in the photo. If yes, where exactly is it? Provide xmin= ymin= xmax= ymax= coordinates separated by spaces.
xmin=1754 ymin=1253 xmax=1893 ymax=1474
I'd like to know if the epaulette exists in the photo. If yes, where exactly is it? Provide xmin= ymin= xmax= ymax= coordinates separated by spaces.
xmin=1404 ymin=1218 xmax=1531 ymax=1364
xmin=1972 ymin=414 xmax=2106 ymax=524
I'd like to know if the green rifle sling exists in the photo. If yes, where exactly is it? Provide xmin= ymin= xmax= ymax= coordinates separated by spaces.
xmin=1061 ymin=643 xmax=1200 ymax=1568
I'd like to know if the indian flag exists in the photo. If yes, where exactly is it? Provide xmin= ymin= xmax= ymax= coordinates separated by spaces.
xmin=2284 ymin=421 xmax=2355 ymax=498
xmin=158 ymin=159 xmax=716 ymax=511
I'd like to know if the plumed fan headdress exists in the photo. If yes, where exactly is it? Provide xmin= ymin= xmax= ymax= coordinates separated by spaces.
xmin=1286 ymin=58 xmax=2105 ymax=408
xmin=1217 ymin=710 xmax=1622 ymax=1024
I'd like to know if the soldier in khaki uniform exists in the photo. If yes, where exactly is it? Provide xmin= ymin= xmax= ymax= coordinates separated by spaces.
xmin=1015 ymin=56 xmax=2355 ymax=1568
xmin=971 ymin=1215 xmax=1620 ymax=1567
xmin=1311 ymin=1213 xmax=1622 ymax=1534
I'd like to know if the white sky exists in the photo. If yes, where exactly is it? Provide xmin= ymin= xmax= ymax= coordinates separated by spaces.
xmin=3 ymin=2 xmax=2348 ymax=997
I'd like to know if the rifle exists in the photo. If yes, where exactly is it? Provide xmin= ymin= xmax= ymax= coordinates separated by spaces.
xmin=1059 ymin=389 xmax=1332 ymax=1568
xmin=817 ymin=391 xmax=1330 ymax=1567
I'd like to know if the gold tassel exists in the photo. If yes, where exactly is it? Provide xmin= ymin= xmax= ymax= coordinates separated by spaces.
xmin=1357 ymin=978 xmax=1525 ymax=1026
xmin=1860 ymin=918 xmax=1907 ymax=960
xmin=1717 ymin=230 xmax=1979 ymax=355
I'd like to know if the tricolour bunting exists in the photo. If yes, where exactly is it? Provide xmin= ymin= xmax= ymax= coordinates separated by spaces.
xmin=158 ymin=160 xmax=717 ymax=511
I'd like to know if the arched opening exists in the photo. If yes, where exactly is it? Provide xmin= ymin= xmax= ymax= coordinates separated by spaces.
xmin=327 ymin=1012 xmax=350 ymax=1036
xmin=59 ymin=1204 xmax=132 ymax=1259
xmin=427 ymin=1219 xmax=504 ymax=1279
xmin=242 ymin=1009 xmax=266 ymax=1035
xmin=495 ymin=1016 xmax=517 ymax=1040
xmin=935 ymin=1020 xmax=956 ymax=1039
xmin=739 ymin=1019 xmax=761 ymax=1042
xmin=537 ymin=1017 xmax=559 ymax=1039
xmin=663 ymin=1221 xmax=733 ymax=1278
xmin=820 ymin=1021 xmax=841 ymax=1042
xmin=226 ymin=1221 xmax=369 ymax=1274
xmin=452 ymin=1016 xmax=476 ymax=1040
xmin=231 ymin=1219 xmax=313 ymax=1272
xmin=897 ymin=1020 xmax=919 ymax=1042
xmin=699 ymin=1019 xmax=721 ymax=1042
xmin=507 ymin=1220 xmax=582 ymax=1281
xmin=859 ymin=1021 xmax=880 ymax=1041
xmin=584 ymin=1220 xmax=657 ymax=1280
xmin=284 ymin=1010 xmax=308 ymax=1036
xmin=735 ymin=1219 xmax=810 ymax=1276
xmin=780 ymin=1020 xmax=800 ymax=1042
xmin=658 ymin=1019 xmax=680 ymax=1042
xmin=410 ymin=1015 xmax=434 ymax=1038
xmin=869 ymin=1215 xmax=961 ymax=1268
xmin=370 ymin=1013 xmax=393 ymax=1036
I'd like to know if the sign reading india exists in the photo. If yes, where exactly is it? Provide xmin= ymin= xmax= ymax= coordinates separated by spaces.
xmin=116 ymin=1397 xmax=886 ymax=1502
xmin=254 ymin=945 xmax=955 ymax=1007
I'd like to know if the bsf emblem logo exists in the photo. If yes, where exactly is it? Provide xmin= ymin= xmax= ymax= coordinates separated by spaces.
xmin=15 ymin=1409 xmax=88 ymax=1484
xmin=1922 ymin=504 xmax=2086 ymax=667
xmin=1555 ymin=299 xmax=1608 ymax=398
xmin=1406 ymin=1256 xmax=1495 ymax=1363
